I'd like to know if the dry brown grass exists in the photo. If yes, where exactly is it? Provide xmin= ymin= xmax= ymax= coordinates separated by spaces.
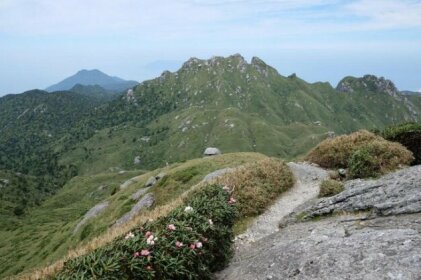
xmin=213 ymin=158 xmax=295 ymax=218
xmin=305 ymin=130 xmax=414 ymax=174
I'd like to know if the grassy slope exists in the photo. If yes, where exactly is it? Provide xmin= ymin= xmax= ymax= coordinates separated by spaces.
xmin=60 ymin=68 xmax=421 ymax=174
xmin=0 ymin=152 xmax=266 ymax=279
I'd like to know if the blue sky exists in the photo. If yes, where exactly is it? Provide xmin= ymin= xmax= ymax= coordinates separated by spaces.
xmin=0 ymin=0 xmax=421 ymax=95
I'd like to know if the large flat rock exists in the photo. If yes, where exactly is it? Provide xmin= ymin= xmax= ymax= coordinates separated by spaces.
xmin=218 ymin=165 xmax=421 ymax=280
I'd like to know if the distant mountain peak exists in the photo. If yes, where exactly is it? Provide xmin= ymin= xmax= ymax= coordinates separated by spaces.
xmin=46 ymin=69 xmax=138 ymax=93
xmin=337 ymin=74 xmax=399 ymax=97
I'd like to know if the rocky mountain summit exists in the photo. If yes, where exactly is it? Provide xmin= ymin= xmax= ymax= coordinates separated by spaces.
xmin=337 ymin=75 xmax=399 ymax=97
xmin=218 ymin=165 xmax=421 ymax=280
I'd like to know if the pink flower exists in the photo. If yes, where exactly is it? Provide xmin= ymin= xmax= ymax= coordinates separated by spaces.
xmin=167 ymin=224 xmax=176 ymax=231
xmin=141 ymin=249 xmax=150 ymax=256
xmin=175 ymin=241 xmax=184 ymax=248
xmin=196 ymin=242 xmax=203 ymax=248
xmin=228 ymin=197 xmax=236 ymax=204
xmin=145 ymin=231 xmax=152 ymax=238
xmin=133 ymin=252 xmax=140 ymax=257
xmin=189 ymin=244 xmax=196 ymax=250
xmin=146 ymin=265 xmax=153 ymax=271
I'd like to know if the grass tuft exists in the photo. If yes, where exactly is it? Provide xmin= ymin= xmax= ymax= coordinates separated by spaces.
xmin=319 ymin=180 xmax=344 ymax=197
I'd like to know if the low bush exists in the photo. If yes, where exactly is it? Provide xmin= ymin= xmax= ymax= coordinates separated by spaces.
xmin=381 ymin=122 xmax=421 ymax=165
xmin=213 ymin=158 xmax=294 ymax=219
xmin=55 ymin=185 xmax=237 ymax=279
xmin=319 ymin=180 xmax=344 ymax=197
xmin=306 ymin=130 xmax=413 ymax=178
xmin=348 ymin=147 xmax=379 ymax=178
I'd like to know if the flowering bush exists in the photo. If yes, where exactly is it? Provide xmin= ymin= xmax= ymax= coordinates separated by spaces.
xmin=55 ymin=185 xmax=237 ymax=279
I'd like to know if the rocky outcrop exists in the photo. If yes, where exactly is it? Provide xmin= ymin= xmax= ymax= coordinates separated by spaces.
xmin=114 ymin=193 xmax=154 ymax=226
xmin=120 ymin=178 xmax=137 ymax=190
xmin=337 ymin=75 xmax=400 ymax=98
xmin=131 ymin=187 xmax=151 ymax=201
xmin=283 ymin=165 xmax=421 ymax=224
xmin=218 ymin=165 xmax=421 ymax=280
xmin=144 ymin=176 xmax=157 ymax=187
xmin=202 ymin=168 xmax=235 ymax=183
xmin=73 ymin=201 xmax=109 ymax=233
xmin=203 ymin=147 xmax=221 ymax=156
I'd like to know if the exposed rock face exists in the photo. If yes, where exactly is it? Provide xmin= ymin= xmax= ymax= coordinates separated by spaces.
xmin=73 ymin=201 xmax=109 ymax=233
xmin=202 ymin=167 xmax=235 ymax=183
xmin=114 ymin=193 xmax=154 ymax=226
xmin=155 ymin=172 xmax=166 ymax=180
xmin=286 ymin=165 xmax=421 ymax=223
xmin=120 ymin=178 xmax=137 ymax=190
xmin=218 ymin=165 xmax=421 ymax=280
xmin=131 ymin=187 xmax=151 ymax=201
xmin=145 ymin=176 xmax=157 ymax=187
xmin=337 ymin=75 xmax=400 ymax=97
xmin=203 ymin=147 xmax=221 ymax=156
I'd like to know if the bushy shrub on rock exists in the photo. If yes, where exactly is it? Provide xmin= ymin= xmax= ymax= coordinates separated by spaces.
xmin=381 ymin=122 xmax=421 ymax=165
xmin=306 ymin=130 xmax=413 ymax=178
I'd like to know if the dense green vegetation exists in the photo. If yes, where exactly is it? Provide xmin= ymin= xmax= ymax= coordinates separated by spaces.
xmin=56 ymin=185 xmax=237 ymax=279
xmin=380 ymin=122 xmax=421 ymax=165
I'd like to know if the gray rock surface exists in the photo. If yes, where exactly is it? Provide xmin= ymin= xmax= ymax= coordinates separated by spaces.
xmin=114 ymin=193 xmax=154 ymax=226
xmin=145 ymin=176 xmax=157 ymax=187
xmin=131 ymin=187 xmax=150 ymax=201
xmin=218 ymin=165 xmax=421 ymax=280
xmin=120 ymin=178 xmax=137 ymax=190
xmin=203 ymin=147 xmax=221 ymax=156
xmin=73 ymin=201 xmax=109 ymax=233
xmin=202 ymin=167 xmax=234 ymax=183
xmin=289 ymin=165 xmax=421 ymax=223
xmin=155 ymin=172 xmax=166 ymax=180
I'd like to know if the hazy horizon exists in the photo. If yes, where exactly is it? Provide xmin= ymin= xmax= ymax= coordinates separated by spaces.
xmin=1 ymin=0 xmax=421 ymax=95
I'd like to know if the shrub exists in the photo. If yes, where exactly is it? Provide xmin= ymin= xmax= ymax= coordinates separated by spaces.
xmin=348 ymin=147 xmax=380 ymax=178
xmin=55 ymin=185 xmax=237 ymax=280
xmin=319 ymin=180 xmax=344 ymax=197
xmin=213 ymin=158 xmax=294 ymax=219
xmin=306 ymin=130 xmax=413 ymax=178
xmin=381 ymin=122 xmax=421 ymax=165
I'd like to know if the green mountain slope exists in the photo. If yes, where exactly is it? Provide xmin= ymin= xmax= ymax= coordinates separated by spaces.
xmin=60 ymin=55 xmax=421 ymax=173
xmin=0 ymin=89 xmax=116 ymax=223
xmin=0 ymin=152 xmax=265 ymax=278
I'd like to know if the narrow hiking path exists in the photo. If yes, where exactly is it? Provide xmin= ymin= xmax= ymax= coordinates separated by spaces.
xmin=234 ymin=162 xmax=329 ymax=249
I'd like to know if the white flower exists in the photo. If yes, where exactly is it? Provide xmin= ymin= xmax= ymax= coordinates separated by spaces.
xmin=125 ymin=231 xmax=135 ymax=240
xmin=184 ymin=206 xmax=194 ymax=213
xmin=208 ymin=219 xmax=213 ymax=225
xmin=196 ymin=242 xmax=203 ymax=248
xmin=147 ymin=235 xmax=156 ymax=245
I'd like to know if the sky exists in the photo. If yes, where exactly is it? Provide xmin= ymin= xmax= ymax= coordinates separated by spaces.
xmin=0 ymin=0 xmax=421 ymax=95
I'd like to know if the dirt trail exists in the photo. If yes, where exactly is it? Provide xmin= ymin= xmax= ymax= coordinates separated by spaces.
xmin=234 ymin=162 xmax=329 ymax=248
